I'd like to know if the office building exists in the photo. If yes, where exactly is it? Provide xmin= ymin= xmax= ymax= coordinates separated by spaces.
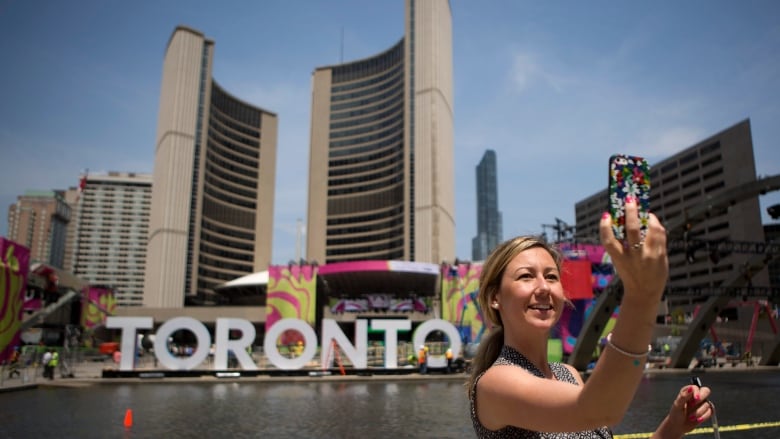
xmin=144 ymin=26 xmax=278 ymax=308
xmin=66 ymin=172 xmax=151 ymax=307
xmin=472 ymin=150 xmax=502 ymax=261
xmin=306 ymin=0 xmax=454 ymax=264
xmin=575 ymin=119 xmax=769 ymax=301
xmin=7 ymin=190 xmax=70 ymax=268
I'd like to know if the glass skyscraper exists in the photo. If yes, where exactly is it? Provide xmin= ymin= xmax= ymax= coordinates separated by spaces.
xmin=472 ymin=150 xmax=503 ymax=261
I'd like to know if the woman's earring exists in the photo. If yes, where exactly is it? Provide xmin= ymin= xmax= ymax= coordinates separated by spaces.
xmin=492 ymin=302 xmax=499 ymax=309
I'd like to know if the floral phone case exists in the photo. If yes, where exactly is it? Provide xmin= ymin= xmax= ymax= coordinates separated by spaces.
xmin=608 ymin=154 xmax=651 ymax=241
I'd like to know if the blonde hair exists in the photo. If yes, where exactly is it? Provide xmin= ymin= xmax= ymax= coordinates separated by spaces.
xmin=466 ymin=235 xmax=562 ymax=392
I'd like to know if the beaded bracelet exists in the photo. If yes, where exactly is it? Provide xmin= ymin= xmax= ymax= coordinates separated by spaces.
xmin=606 ymin=333 xmax=652 ymax=366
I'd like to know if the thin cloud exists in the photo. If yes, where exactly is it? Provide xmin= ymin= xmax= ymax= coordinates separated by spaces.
xmin=508 ymin=50 xmax=573 ymax=94
xmin=632 ymin=126 xmax=706 ymax=160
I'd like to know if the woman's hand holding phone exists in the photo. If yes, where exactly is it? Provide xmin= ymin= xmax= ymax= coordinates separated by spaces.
xmin=601 ymin=154 xmax=668 ymax=303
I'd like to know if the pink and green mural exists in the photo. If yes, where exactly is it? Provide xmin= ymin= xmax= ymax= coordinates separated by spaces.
xmin=265 ymin=264 xmax=317 ymax=343
xmin=0 ymin=237 xmax=30 ymax=363
xmin=81 ymin=286 xmax=117 ymax=330
xmin=441 ymin=263 xmax=484 ymax=344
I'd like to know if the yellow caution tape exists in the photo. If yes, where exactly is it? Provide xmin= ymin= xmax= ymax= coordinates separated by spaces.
xmin=614 ymin=420 xmax=780 ymax=438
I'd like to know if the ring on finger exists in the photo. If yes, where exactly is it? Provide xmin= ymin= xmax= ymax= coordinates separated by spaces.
xmin=631 ymin=242 xmax=644 ymax=250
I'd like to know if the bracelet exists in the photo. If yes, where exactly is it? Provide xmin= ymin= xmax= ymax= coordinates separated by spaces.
xmin=605 ymin=333 xmax=652 ymax=359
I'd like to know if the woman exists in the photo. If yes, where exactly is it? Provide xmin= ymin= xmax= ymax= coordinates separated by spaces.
xmin=468 ymin=197 xmax=712 ymax=438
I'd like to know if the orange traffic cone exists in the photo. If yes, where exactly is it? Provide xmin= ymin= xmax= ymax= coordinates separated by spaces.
xmin=124 ymin=408 xmax=133 ymax=428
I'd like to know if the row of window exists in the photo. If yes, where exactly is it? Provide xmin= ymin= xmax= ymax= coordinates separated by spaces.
xmin=330 ymin=113 xmax=404 ymax=140
xmin=330 ymin=144 xmax=402 ymax=169
xmin=331 ymin=53 xmax=403 ymax=92
xmin=326 ymin=237 xmax=405 ymax=256
xmin=329 ymin=150 xmax=403 ymax=177
xmin=330 ymin=101 xmax=404 ymax=131
xmin=211 ymin=82 xmax=262 ymax=127
xmin=329 ymin=174 xmax=403 ymax=196
xmin=210 ymin=104 xmax=261 ymax=139
xmin=329 ymin=209 xmax=403 ymax=229
xmin=331 ymin=75 xmax=404 ymax=103
xmin=207 ymin=129 xmax=260 ymax=162
xmin=200 ymin=194 xmax=257 ymax=229
xmin=330 ymin=120 xmax=404 ymax=149
xmin=329 ymin=161 xmax=403 ymax=187
xmin=657 ymin=141 xmax=721 ymax=175
xmin=330 ymin=133 xmax=403 ymax=159
xmin=331 ymin=39 xmax=404 ymax=84
xmin=205 ymin=142 xmax=259 ymax=180
xmin=202 ymin=180 xmax=256 ymax=210
xmin=331 ymin=84 xmax=404 ymax=113
xmin=327 ymin=186 xmax=404 ymax=217
xmin=204 ymin=161 xmax=258 ymax=197
xmin=331 ymin=93 xmax=404 ymax=121
xmin=327 ymin=224 xmax=404 ymax=246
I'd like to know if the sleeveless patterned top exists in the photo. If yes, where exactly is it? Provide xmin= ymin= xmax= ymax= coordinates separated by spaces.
xmin=470 ymin=345 xmax=613 ymax=438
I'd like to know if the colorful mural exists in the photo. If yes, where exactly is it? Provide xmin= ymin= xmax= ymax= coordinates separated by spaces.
xmin=81 ymin=286 xmax=117 ymax=330
xmin=441 ymin=263 xmax=484 ymax=344
xmin=554 ymin=243 xmax=617 ymax=354
xmin=0 ymin=238 xmax=30 ymax=363
xmin=265 ymin=264 xmax=317 ymax=344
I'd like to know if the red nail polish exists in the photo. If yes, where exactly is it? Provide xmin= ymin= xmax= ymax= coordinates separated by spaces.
xmin=602 ymin=212 xmax=610 ymax=220
xmin=694 ymin=395 xmax=700 ymax=401
xmin=697 ymin=416 xmax=704 ymax=423
xmin=688 ymin=415 xmax=696 ymax=421
xmin=687 ymin=387 xmax=693 ymax=394
xmin=625 ymin=196 xmax=635 ymax=204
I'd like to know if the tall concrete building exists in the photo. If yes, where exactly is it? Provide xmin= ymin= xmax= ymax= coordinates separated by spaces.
xmin=7 ymin=190 xmax=71 ymax=268
xmin=472 ymin=150 xmax=503 ymax=261
xmin=144 ymin=26 xmax=278 ymax=308
xmin=307 ymin=0 xmax=454 ymax=265
xmin=575 ymin=119 xmax=769 ymax=302
xmin=65 ymin=172 xmax=152 ymax=307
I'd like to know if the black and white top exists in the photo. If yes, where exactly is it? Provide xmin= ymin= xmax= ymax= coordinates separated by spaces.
xmin=470 ymin=345 xmax=613 ymax=438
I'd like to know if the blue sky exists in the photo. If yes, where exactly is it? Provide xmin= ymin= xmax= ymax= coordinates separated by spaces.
xmin=1 ymin=0 xmax=778 ymax=265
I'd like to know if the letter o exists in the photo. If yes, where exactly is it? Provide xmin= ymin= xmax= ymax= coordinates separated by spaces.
xmin=153 ymin=317 xmax=211 ymax=370
xmin=412 ymin=319 xmax=462 ymax=368
xmin=264 ymin=318 xmax=317 ymax=369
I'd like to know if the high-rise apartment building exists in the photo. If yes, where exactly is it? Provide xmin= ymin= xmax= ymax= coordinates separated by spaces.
xmin=472 ymin=150 xmax=503 ymax=261
xmin=307 ymin=0 xmax=454 ymax=265
xmin=65 ymin=172 xmax=152 ymax=307
xmin=7 ymin=190 xmax=70 ymax=268
xmin=575 ymin=119 xmax=769 ymax=300
xmin=144 ymin=26 xmax=278 ymax=308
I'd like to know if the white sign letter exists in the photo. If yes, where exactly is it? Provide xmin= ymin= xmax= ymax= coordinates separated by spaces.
xmin=263 ymin=318 xmax=317 ymax=369
xmin=153 ymin=317 xmax=210 ymax=370
xmin=214 ymin=318 xmax=257 ymax=370
xmin=321 ymin=318 xmax=367 ymax=369
xmin=106 ymin=316 xmax=153 ymax=371
xmin=370 ymin=319 xmax=411 ymax=368
xmin=413 ymin=319 xmax=462 ymax=368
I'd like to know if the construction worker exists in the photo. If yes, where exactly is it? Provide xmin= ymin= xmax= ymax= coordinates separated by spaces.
xmin=48 ymin=350 xmax=59 ymax=380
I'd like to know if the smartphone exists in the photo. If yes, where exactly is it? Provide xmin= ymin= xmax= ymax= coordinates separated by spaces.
xmin=608 ymin=154 xmax=651 ymax=241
